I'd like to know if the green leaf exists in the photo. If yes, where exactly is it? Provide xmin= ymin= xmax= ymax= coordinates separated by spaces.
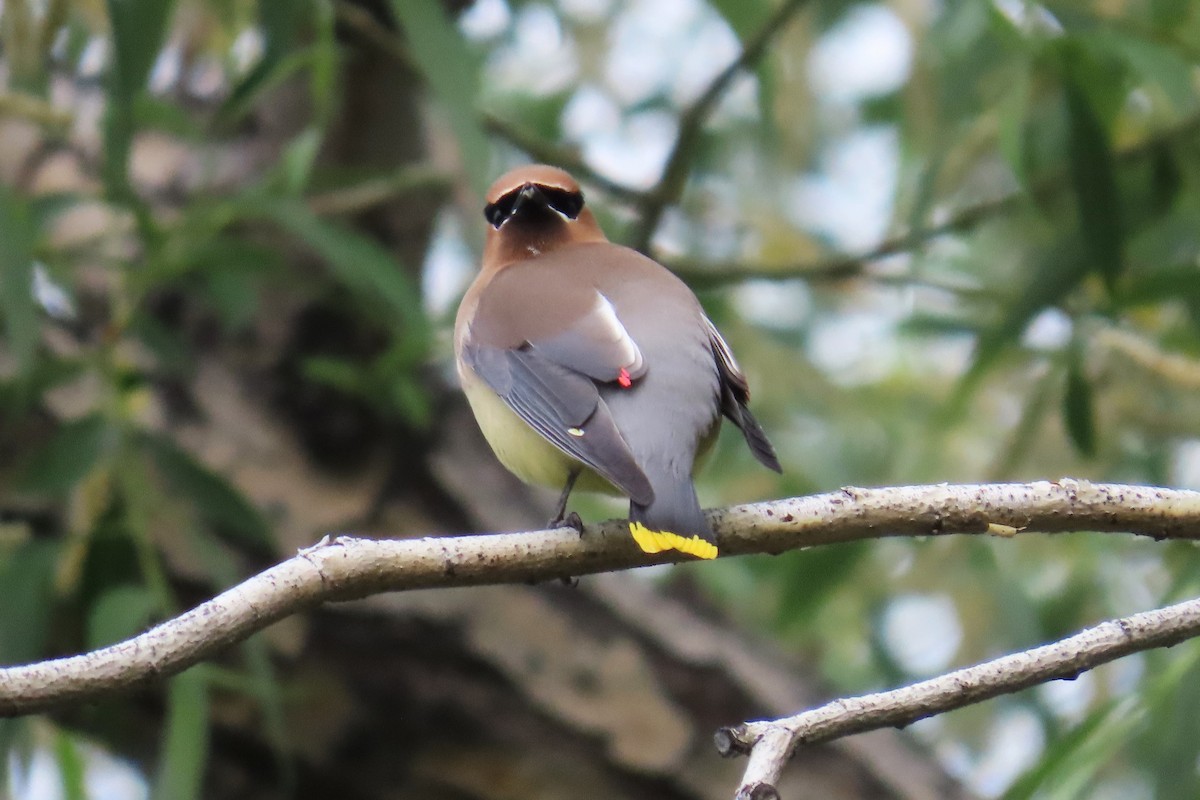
xmin=388 ymin=0 xmax=490 ymax=199
xmin=1085 ymin=30 xmax=1196 ymax=114
xmin=301 ymin=355 xmax=363 ymax=395
xmin=1122 ymin=265 xmax=1200 ymax=307
xmin=27 ymin=192 xmax=82 ymax=229
xmin=152 ymin=670 xmax=209 ymax=800
xmin=707 ymin=0 xmax=772 ymax=38
xmin=998 ymin=62 xmax=1032 ymax=187
xmin=276 ymin=127 xmax=323 ymax=195
xmin=776 ymin=542 xmax=869 ymax=626
xmin=707 ymin=0 xmax=778 ymax=124
xmin=1062 ymin=346 xmax=1097 ymax=458
xmin=0 ymin=357 xmax=85 ymax=422
xmin=106 ymin=0 xmax=176 ymax=99
xmin=188 ymin=532 xmax=295 ymax=790
xmin=899 ymin=313 xmax=983 ymax=338
xmin=242 ymin=635 xmax=294 ymax=789
xmin=133 ymin=94 xmax=206 ymax=139
xmin=1147 ymin=143 xmax=1183 ymax=216
xmin=203 ymin=266 xmax=264 ymax=333
xmin=0 ymin=186 xmax=37 ymax=372
xmin=53 ymin=729 xmax=88 ymax=800
xmin=1149 ymin=650 xmax=1200 ymax=800
xmin=388 ymin=372 xmax=433 ymax=429
xmin=258 ymin=199 xmax=428 ymax=346
xmin=951 ymin=241 xmax=1089 ymax=413
xmin=0 ymin=718 xmax=31 ymax=791
xmin=1060 ymin=44 xmax=1123 ymax=293
xmin=103 ymin=0 xmax=176 ymax=198
xmin=17 ymin=414 xmax=113 ymax=496
xmin=1062 ymin=64 xmax=1125 ymax=293
xmin=141 ymin=433 xmax=275 ymax=554
xmin=1003 ymin=697 xmax=1136 ymax=800
xmin=87 ymin=584 xmax=157 ymax=650
xmin=217 ymin=0 xmax=312 ymax=126
xmin=102 ymin=98 xmax=136 ymax=199
xmin=0 ymin=540 xmax=60 ymax=664
xmin=309 ymin=0 xmax=337 ymax=124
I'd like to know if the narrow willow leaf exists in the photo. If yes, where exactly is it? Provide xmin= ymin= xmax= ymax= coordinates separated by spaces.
xmin=218 ymin=0 xmax=311 ymax=125
xmin=105 ymin=0 xmax=177 ymax=99
xmin=0 ymin=540 xmax=60 ymax=664
xmin=776 ymin=542 xmax=869 ymax=626
xmin=259 ymin=199 xmax=428 ymax=346
xmin=17 ymin=414 xmax=112 ymax=496
xmin=951 ymin=242 xmax=1088 ymax=414
xmin=1088 ymin=30 xmax=1196 ymax=114
xmin=899 ymin=313 xmax=983 ymax=337
xmin=188 ymin=524 xmax=294 ymax=790
xmin=152 ymin=671 xmax=209 ymax=800
xmin=1062 ymin=349 xmax=1097 ymax=458
xmin=1063 ymin=78 xmax=1124 ymax=293
xmin=1148 ymin=144 xmax=1183 ymax=216
xmin=103 ymin=0 xmax=177 ymax=198
xmin=141 ymin=433 xmax=275 ymax=554
xmin=1123 ymin=265 xmax=1200 ymax=307
xmin=388 ymin=0 xmax=490 ymax=199
xmin=998 ymin=63 xmax=1031 ymax=188
xmin=0 ymin=186 xmax=37 ymax=371
xmin=707 ymin=0 xmax=771 ymax=38
xmin=1003 ymin=698 xmax=1135 ymax=800
xmin=53 ymin=730 xmax=87 ymax=800
xmin=87 ymin=584 xmax=157 ymax=650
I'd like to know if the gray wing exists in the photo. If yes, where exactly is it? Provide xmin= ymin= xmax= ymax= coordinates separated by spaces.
xmin=704 ymin=317 xmax=782 ymax=473
xmin=463 ymin=342 xmax=655 ymax=504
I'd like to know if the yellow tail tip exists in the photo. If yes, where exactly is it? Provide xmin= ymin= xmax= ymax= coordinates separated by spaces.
xmin=629 ymin=522 xmax=718 ymax=560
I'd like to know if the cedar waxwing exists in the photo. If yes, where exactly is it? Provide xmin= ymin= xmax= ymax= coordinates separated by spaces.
xmin=454 ymin=165 xmax=781 ymax=559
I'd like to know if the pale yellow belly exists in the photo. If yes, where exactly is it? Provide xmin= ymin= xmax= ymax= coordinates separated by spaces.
xmin=460 ymin=366 xmax=719 ymax=497
xmin=461 ymin=369 xmax=621 ymax=495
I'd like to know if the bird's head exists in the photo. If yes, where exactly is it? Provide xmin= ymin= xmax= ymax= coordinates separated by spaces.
xmin=482 ymin=165 xmax=606 ymax=267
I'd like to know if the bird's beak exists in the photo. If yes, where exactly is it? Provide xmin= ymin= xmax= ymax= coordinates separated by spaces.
xmin=511 ymin=183 xmax=546 ymax=215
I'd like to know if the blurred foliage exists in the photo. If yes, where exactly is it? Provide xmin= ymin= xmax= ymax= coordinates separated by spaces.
xmin=0 ymin=0 xmax=1199 ymax=797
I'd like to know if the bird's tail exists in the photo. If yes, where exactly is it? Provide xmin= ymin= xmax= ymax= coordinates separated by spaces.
xmin=628 ymin=474 xmax=717 ymax=560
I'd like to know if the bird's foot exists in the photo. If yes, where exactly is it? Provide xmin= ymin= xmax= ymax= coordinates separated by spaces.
xmin=549 ymin=510 xmax=584 ymax=534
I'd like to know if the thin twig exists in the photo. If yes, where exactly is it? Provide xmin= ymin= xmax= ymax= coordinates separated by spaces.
xmin=306 ymin=165 xmax=452 ymax=216
xmin=1098 ymin=327 xmax=1200 ymax=390
xmin=333 ymin=2 xmax=648 ymax=203
xmin=335 ymin=2 xmax=415 ymax=68
xmin=333 ymin=2 xmax=1200 ymax=288
xmin=717 ymin=595 xmax=1200 ymax=797
xmin=0 ymin=481 xmax=1196 ymax=716
xmin=0 ymin=91 xmax=73 ymax=129
xmin=666 ymin=112 xmax=1200 ymax=288
xmin=663 ymin=191 xmax=1013 ymax=289
xmin=481 ymin=112 xmax=650 ymax=204
xmin=628 ymin=0 xmax=812 ymax=252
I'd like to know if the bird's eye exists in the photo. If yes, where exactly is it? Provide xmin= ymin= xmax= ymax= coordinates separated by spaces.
xmin=542 ymin=188 xmax=584 ymax=219
xmin=484 ymin=194 xmax=517 ymax=228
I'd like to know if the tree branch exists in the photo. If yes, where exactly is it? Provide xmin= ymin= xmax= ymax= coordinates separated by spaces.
xmin=0 ymin=480 xmax=1197 ymax=716
xmin=481 ymin=113 xmax=652 ymax=204
xmin=663 ymin=192 xmax=1015 ymax=290
xmin=628 ymin=0 xmax=812 ymax=252
xmin=1098 ymin=327 xmax=1200 ymax=390
xmin=666 ymin=112 xmax=1200 ymax=289
xmin=716 ymin=594 xmax=1200 ymax=798
xmin=305 ymin=164 xmax=452 ymax=216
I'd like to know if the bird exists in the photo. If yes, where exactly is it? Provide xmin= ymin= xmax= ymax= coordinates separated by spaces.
xmin=454 ymin=164 xmax=781 ymax=560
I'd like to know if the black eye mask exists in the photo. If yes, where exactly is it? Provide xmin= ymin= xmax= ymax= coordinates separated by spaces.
xmin=484 ymin=186 xmax=584 ymax=228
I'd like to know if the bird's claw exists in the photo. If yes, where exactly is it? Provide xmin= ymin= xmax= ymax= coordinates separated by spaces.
xmin=549 ymin=511 xmax=584 ymax=534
